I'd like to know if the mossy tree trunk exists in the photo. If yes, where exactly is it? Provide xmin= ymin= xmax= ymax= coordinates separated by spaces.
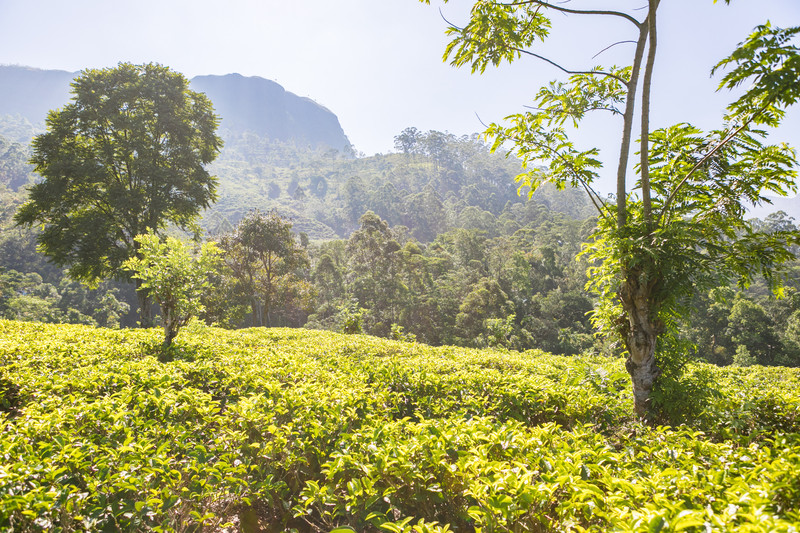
xmin=619 ymin=268 xmax=662 ymax=416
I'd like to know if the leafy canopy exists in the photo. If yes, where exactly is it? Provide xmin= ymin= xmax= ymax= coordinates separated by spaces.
xmin=15 ymin=62 xmax=222 ymax=285
xmin=219 ymin=209 xmax=311 ymax=328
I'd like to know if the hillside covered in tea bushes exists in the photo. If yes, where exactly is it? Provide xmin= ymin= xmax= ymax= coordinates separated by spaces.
xmin=1 ymin=319 xmax=799 ymax=532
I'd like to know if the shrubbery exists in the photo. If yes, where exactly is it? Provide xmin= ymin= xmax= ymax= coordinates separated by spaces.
xmin=1 ymin=319 xmax=799 ymax=531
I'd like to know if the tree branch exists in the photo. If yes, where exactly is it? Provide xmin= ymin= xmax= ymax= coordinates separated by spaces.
xmin=578 ymin=178 xmax=612 ymax=220
xmin=500 ymin=0 xmax=642 ymax=27
xmin=515 ymin=48 xmax=629 ymax=84
xmin=639 ymin=0 xmax=660 ymax=227
xmin=593 ymin=40 xmax=638 ymax=60
xmin=507 ymin=134 xmax=612 ymax=220
xmin=476 ymin=113 xmax=611 ymax=220
xmin=657 ymin=105 xmax=769 ymax=224
xmin=522 ymin=104 xmax=623 ymax=116
xmin=442 ymin=5 xmax=631 ymax=85
xmin=615 ymin=17 xmax=650 ymax=229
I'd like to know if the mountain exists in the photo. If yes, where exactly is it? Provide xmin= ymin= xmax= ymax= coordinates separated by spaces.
xmin=0 ymin=66 xmax=75 ymax=124
xmin=0 ymin=65 xmax=351 ymax=152
xmin=0 ymin=66 xmax=76 ymax=142
xmin=190 ymin=74 xmax=350 ymax=152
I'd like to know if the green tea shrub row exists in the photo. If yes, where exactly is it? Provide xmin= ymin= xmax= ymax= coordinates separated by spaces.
xmin=297 ymin=418 xmax=800 ymax=532
xmin=1 ymin=319 xmax=799 ymax=531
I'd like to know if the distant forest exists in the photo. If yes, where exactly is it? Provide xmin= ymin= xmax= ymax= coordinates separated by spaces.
xmin=2 ymin=122 xmax=799 ymax=367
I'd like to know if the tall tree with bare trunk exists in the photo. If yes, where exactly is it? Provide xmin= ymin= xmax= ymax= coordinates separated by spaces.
xmin=420 ymin=0 xmax=800 ymax=416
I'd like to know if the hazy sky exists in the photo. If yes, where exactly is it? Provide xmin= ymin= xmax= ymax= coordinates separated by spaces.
xmin=1 ymin=0 xmax=798 ymax=193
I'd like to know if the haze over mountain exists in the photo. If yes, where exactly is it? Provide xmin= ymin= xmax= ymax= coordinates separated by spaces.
xmin=747 ymin=194 xmax=800 ymax=221
xmin=0 ymin=66 xmax=74 ymax=126
xmin=190 ymin=74 xmax=350 ymax=152
xmin=0 ymin=65 xmax=795 ymax=226
xmin=0 ymin=65 xmax=351 ymax=152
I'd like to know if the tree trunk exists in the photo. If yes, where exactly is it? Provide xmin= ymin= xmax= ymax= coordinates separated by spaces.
xmin=619 ymin=270 xmax=662 ymax=416
xmin=163 ymin=326 xmax=178 ymax=350
xmin=250 ymin=299 xmax=262 ymax=327
xmin=639 ymin=0 xmax=660 ymax=226
xmin=162 ymin=304 xmax=178 ymax=349
xmin=615 ymin=20 xmax=650 ymax=229
xmin=135 ymin=279 xmax=153 ymax=328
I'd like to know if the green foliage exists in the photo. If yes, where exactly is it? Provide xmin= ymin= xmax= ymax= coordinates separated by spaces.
xmin=727 ymin=297 xmax=781 ymax=365
xmin=0 ymin=114 xmax=39 ymax=144
xmin=303 ymin=208 xmax=597 ymax=351
xmin=0 ymin=268 xmax=129 ymax=327
xmin=0 ymin=370 xmax=20 ymax=414
xmin=441 ymin=0 xmax=550 ymax=74
xmin=14 ymin=63 xmax=222 ymax=290
xmin=203 ymin=129 xmax=572 ymax=242
xmin=0 ymin=133 xmax=33 ymax=191
xmin=390 ymin=323 xmax=416 ymax=343
xmin=419 ymin=0 xmax=800 ymax=416
xmin=1 ymin=320 xmax=799 ymax=531
xmin=345 ymin=212 xmax=407 ymax=337
xmin=486 ymin=67 xmax=630 ymax=203
xmin=583 ymin=119 xmax=799 ymax=372
xmin=734 ymin=345 xmax=757 ymax=367
xmin=340 ymin=300 xmax=365 ymax=335
xmin=713 ymin=23 xmax=800 ymax=128
xmin=218 ymin=209 xmax=312 ymax=328
xmin=123 ymin=233 xmax=222 ymax=349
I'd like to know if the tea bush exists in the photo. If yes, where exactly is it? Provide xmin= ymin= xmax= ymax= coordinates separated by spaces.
xmin=1 ymin=319 xmax=799 ymax=531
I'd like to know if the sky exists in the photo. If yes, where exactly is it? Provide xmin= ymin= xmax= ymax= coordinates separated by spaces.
xmin=0 ymin=0 xmax=798 ymax=194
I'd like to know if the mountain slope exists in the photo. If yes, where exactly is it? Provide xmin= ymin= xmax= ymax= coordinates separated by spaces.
xmin=0 ymin=66 xmax=75 ymax=124
xmin=191 ymin=73 xmax=350 ymax=152
xmin=0 ymin=65 xmax=351 ymax=151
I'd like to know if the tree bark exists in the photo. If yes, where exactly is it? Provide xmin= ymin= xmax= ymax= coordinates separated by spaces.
xmin=161 ymin=302 xmax=179 ymax=349
xmin=618 ymin=4 xmax=663 ymax=416
xmin=615 ymin=19 xmax=650 ymax=229
xmin=163 ymin=326 xmax=178 ymax=350
xmin=639 ymin=0 xmax=660 ymax=226
xmin=619 ymin=269 xmax=662 ymax=416
xmin=250 ymin=299 xmax=263 ymax=327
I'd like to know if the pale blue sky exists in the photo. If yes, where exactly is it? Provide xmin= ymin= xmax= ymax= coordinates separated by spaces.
xmin=0 ymin=0 xmax=798 ymax=193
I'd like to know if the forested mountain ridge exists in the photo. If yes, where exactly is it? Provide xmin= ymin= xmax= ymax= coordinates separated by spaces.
xmin=204 ymin=129 xmax=596 ymax=241
xmin=0 ymin=65 xmax=351 ymax=151
xmin=0 ymin=134 xmax=32 ymax=191
xmin=0 ymin=66 xmax=594 ymax=240
xmin=0 ymin=119 xmax=598 ymax=343
xmin=0 ymin=66 xmax=74 ymax=142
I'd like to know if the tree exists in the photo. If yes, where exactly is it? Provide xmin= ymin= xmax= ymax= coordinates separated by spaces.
xmin=346 ymin=212 xmax=406 ymax=336
xmin=14 ymin=63 xmax=222 ymax=326
xmin=726 ymin=296 xmax=781 ymax=366
xmin=394 ymin=126 xmax=421 ymax=154
xmin=455 ymin=278 xmax=513 ymax=346
xmin=422 ymin=1 xmax=800 ymax=415
xmin=123 ymin=233 xmax=222 ymax=349
xmin=219 ymin=209 xmax=312 ymax=327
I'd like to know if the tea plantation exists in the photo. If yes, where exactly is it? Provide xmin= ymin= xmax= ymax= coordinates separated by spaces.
xmin=1 ymin=319 xmax=799 ymax=532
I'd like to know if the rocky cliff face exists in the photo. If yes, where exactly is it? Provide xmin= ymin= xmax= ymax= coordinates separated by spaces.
xmin=190 ymin=74 xmax=351 ymax=152
xmin=0 ymin=66 xmax=351 ymax=152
